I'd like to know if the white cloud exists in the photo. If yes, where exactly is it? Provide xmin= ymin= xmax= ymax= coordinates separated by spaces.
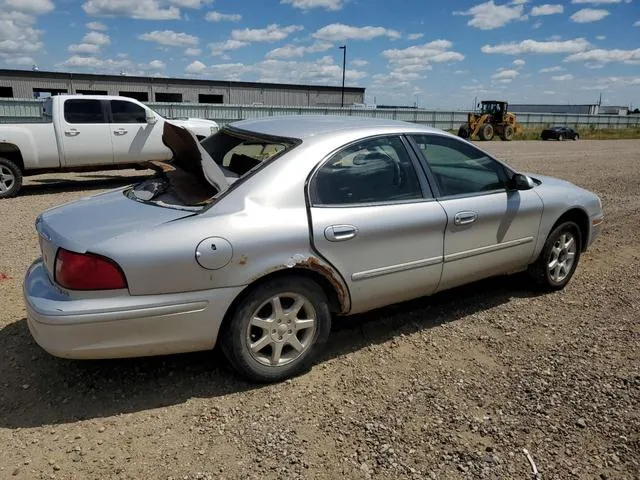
xmin=266 ymin=41 xmax=332 ymax=58
xmin=68 ymin=43 xmax=101 ymax=54
xmin=3 ymin=0 xmax=53 ymax=15
xmin=231 ymin=24 xmax=304 ymax=43
xmin=596 ymin=35 xmax=606 ymax=39
xmin=5 ymin=55 xmax=34 ymax=65
xmin=633 ymin=20 xmax=640 ymax=27
xmin=184 ymin=47 xmax=201 ymax=56
xmin=83 ymin=31 xmax=110 ymax=46
xmin=185 ymin=60 xmax=207 ymax=74
xmin=570 ymin=8 xmax=610 ymax=22
xmin=83 ymin=0 xmax=181 ymax=20
xmin=86 ymin=21 xmax=108 ymax=31
xmin=513 ymin=58 xmax=526 ymax=66
xmin=453 ymin=69 xmax=468 ymax=74
xmin=209 ymin=39 xmax=248 ymax=56
xmin=313 ymin=23 xmax=401 ymax=41
xmin=184 ymin=56 xmax=366 ymax=85
xmin=170 ymin=0 xmax=212 ymax=7
xmin=453 ymin=1 xmax=526 ymax=30
xmin=205 ymin=11 xmax=242 ymax=22
xmin=543 ymin=90 xmax=555 ymax=94
xmin=351 ymin=59 xmax=369 ymax=67
xmin=564 ymin=48 xmax=640 ymax=65
xmin=139 ymin=30 xmax=199 ymax=47
xmin=382 ymin=40 xmax=464 ymax=66
xmin=539 ymin=65 xmax=565 ymax=72
xmin=408 ymin=33 xmax=424 ymax=40
xmin=57 ymin=55 xmax=168 ymax=75
xmin=531 ymin=4 xmax=564 ymax=15
xmin=532 ymin=20 xmax=542 ymax=28
xmin=481 ymin=38 xmax=591 ymax=54
xmin=571 ymin=0 xmax=623 ymax=3
xmin=492 ymin=69 xmax=519 ymax=80
xmin=0 ymin=1 xmax=51 ymax=62
xmin=281 ymin=0 xmax=344 ymax=11
xmin=552 ymin=74 xmax=574 ymax=81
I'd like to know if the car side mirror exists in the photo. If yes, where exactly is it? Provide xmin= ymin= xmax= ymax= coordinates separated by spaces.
xmin=509 ymin=173 xmax=535 ymax=191
xmin=146 ymin=113 xmax=158 ymax=125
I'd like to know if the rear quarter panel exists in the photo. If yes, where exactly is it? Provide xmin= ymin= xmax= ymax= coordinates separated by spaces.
xmin=0 ymin=123 xmax=60 ymax=170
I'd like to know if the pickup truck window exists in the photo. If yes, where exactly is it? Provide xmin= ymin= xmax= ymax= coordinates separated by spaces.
xmin=64 ymin=99 xmax=105 ymax=124
xmin=111 ymin=100 xmax=146 ymax=124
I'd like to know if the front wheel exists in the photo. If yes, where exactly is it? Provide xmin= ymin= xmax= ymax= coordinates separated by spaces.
xmin=0 ymin=157 xmax=23 ymax=199
xmin=458 ymin=124 xmax=471 ymax=139
xmin=573 ymin=134 xmax=579 ymax=140
xmin=558 ymin=134 xmax=564 ymax=141
xmin=221 ymin=277 xmax=332 ymax=383
xmin=528 ymin=221 xmax=582 ymax=291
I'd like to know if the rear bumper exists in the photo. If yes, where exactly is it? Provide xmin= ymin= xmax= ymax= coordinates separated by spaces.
xmin=24 ymin=260 xmax=245 ymax=359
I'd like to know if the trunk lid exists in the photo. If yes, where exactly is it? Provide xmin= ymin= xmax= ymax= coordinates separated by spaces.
xmin=36 ymin=189 xmax=193 ymax=280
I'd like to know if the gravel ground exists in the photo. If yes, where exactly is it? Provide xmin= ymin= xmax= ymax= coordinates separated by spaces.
xmin=1 ymin=140 xmax=638 ymax=480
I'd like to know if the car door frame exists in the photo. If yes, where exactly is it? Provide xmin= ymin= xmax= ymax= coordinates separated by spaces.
xmin=304 ymin=133 xmax=449 ymax=314
xmin=106 ymin=98 xmax=168 ymax=164
xmin=404 ymin=134 xmax=543 ymax=291
xmin=57 ymin=98 xmax=113 ymax=167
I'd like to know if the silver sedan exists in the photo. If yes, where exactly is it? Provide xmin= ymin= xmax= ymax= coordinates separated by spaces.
xmin=24 ymin=117 xmax=604 ymax=382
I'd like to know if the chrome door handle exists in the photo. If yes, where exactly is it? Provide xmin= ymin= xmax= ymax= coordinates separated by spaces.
xmin=114 ymin=129 xmax=128 ymax=136
xmin=324 ymin=225 xmax=358 ymax=242
xmin=454 ymin=211 xmax=478 ymax=226
xmin=64 ymin=129 xmax=80 ymax=137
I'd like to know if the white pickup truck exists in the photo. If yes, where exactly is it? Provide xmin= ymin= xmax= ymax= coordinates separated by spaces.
xmin=0 ymin=95 xmax=219 ymax=198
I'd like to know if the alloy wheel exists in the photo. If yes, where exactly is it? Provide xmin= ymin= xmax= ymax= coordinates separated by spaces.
xmin=0 ymin=165 xmax=15 ymax=193
xmin=548 ymin=232 xmax=577 ymax=283
xmin=246 ymin=293 xmax=317 ymax=367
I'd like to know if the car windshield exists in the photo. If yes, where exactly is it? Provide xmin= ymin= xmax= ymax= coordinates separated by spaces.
xmin=125 ymin=127 xmax=296 ymax=211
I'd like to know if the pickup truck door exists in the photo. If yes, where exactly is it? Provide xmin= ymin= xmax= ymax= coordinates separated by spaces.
xmin=59 ymin=99 xmax=114 ymax=166
xmin=108 ymin=100 xmax=169 ymax=164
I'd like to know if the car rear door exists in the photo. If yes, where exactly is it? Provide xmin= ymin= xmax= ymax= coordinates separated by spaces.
xmin=59 ymin=98 xmax=113 ymax=166
xmin=407 ymin=134 xmax=543 ymax=292
xmin=108 ymin=99 xmax=169 ymax=164
xmin=308 ymin=135 xmax=447 ymax=314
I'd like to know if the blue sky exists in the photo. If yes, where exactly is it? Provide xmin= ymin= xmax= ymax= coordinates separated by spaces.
xmin=0 ymin=0 xmax=638 ymax=108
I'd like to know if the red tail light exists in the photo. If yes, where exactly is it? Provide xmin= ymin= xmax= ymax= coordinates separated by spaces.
xmin=55 ymin=248 xmax=127 ymax=291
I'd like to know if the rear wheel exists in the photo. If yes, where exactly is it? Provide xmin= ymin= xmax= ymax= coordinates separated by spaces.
xmin=528 ymin=221 xmax=581 ymax=291
xmin=0 ymin=157 xmax=23 ymax=199
xmin=457 ymin=124 xmax=471 ymax=139
xmin=479 ymin=123 xmax=494 ymax=141
xmin=558 ymin=134 xmax=564 ymax=141
xmin=221 ymin=277 xmax=332 ymax=383
xmin=573 ymin=133 xmax=579 ymax=140
xmin=501 ymin=125 xmax=514 ymax=141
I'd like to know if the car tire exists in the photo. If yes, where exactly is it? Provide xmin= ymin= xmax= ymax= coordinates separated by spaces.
xmin=573 ymin=134 xmax=579 ymax=140
xmin=558 ymin=134 xmax=564 ymax=141
xmin=528 ymin=221 xmax=582 ymax=291
xmin=221 ymin=276 xmax=332 ymax=383
xmin=0 ymin=157 xmax=23 ymax=199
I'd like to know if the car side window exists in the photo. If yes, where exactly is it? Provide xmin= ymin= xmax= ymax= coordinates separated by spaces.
xmin=312 ymin=136 xmax=425 ymax=206
xmin=410 ymin=134 xmax=509 ymax=197
xmin=110 ymin=100 xmax=147 ymax=124
xmin=64 ymin=99 xmax=105 ymax=124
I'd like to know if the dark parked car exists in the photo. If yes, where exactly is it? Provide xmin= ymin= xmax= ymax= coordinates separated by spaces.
xmin=541 ymin=126 xmax=579 ymax=141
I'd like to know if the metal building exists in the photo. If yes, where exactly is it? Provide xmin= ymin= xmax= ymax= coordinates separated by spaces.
xmin=508 ymin=104 xmax=599 ymax=115
xmin=0 ymin=69 xmax=365 ymax=107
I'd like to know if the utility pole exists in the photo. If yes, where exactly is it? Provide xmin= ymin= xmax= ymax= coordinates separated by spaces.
xmin=339 ymin=45 xmax=346 ymax=107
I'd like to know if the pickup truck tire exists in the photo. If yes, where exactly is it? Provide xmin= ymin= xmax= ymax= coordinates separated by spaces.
xmin=0 ymin=157 xmax=23 ymax=199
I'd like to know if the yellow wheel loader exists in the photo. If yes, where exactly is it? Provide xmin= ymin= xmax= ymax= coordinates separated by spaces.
xmin=458 ymin=100 xmax=522 ymax=141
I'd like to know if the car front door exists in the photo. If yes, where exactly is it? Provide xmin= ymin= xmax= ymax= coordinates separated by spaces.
xmin=308 ymin=135 xmax=448 ymax=314
xmin=59 ymin=99 xmax=113 ymax=166
xmin=108 ymin=99 xmax=169 ymax=164
xmin=408 ymin=134 xmax=544 ymax=292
